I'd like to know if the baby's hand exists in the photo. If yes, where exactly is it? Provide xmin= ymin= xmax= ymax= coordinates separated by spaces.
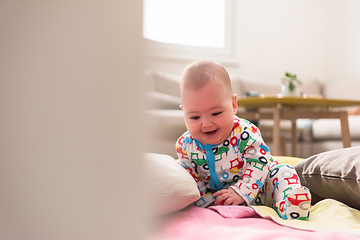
xmin=213 ymin=188 xmax=245 ymax=206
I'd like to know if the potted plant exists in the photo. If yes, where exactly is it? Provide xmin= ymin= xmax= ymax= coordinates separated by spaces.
xmin=281 ymin=72 xmax=302 ymax=96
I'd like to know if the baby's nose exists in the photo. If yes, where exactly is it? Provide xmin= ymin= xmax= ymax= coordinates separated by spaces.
xmin=202 ymin=118 xmax=213 ymax=128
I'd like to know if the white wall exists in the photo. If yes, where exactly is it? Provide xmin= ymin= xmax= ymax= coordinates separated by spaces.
xmin=0 ymin=1 xmax=146 ymax=240
xmin=235 ymin=0 xmax=329 ymax=82
xmin=327 ymin=0 xmax=360 ymax=83
xmin=146 ymin=0 xmax=360 ymax=84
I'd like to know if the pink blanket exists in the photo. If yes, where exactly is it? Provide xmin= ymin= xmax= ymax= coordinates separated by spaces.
xmin=147 ymin=205 xmax=360 ymax=240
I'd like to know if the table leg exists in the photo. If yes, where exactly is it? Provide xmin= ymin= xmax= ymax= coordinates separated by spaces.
xmin=280 ymin=136 xmax=287 ymax=156
xmin=339 ymin=111 xmax=351 ymax=148
xmin=272 ymin=104 xmax=281 ymax=156
xmin=291 ymin=119 xmax=297 ymax=157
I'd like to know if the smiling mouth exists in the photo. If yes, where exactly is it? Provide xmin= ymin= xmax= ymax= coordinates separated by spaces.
xmin=204 ymin=129 xmax=218 ymax=135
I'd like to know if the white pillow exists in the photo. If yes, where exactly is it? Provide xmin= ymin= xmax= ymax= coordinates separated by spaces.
xmin=144 ymin=153 xmax=200 ymax=216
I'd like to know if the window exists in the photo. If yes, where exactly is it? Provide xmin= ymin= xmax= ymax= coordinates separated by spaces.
xmin=143 ymin=0 xmax=225 ymax=48
xmin=143 ymin=0 xmax=235 ymax=61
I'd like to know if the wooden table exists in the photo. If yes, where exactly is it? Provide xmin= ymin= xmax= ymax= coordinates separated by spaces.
xmin=237 ymin=95 xmax=360 ymax=156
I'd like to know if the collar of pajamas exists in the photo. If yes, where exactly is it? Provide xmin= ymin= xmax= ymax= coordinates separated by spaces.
xmin=176 ymin=116 xmax=273 ymax=207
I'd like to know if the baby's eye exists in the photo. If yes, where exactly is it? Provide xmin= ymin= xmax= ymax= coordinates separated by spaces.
xmin=212 ymin=112 xmax=222 ymax=116
xmin=190 ymin=116 xmax=200 ymax=120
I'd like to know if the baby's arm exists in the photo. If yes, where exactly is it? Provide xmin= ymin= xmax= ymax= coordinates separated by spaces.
xmin=213 ymin=188 xmax=245 ymax=206
xmin=176 ymin=135 xmax=215 ymax=207
xmin=178 ymin=157 xmax=215 ymax=207
xmin=229 ymin=120 xmax=273 ymax=205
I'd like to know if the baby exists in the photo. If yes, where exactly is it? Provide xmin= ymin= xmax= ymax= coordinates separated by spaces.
xmin=176 ymin=60 xmax=311 ymax=220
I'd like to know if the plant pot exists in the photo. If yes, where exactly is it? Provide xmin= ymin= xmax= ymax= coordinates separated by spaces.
xmin=281 ymin=83 xmax=300 ymax=97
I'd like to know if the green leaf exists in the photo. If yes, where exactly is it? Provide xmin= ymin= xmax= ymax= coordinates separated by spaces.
xmin=289 ymin=82 xmax=295 ymax=90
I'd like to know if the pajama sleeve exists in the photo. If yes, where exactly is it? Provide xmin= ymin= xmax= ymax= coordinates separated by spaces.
xmin=230 ymin=121 xmax=272 ymax=205
xmin=176 ymin=134 xmax=215 ymax=207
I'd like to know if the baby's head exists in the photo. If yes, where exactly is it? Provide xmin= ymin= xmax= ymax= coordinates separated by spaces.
xmin=179 ymin=61 xmax=237 ymax=145
xmin=179 ymin=61 xmax=233 ymax=98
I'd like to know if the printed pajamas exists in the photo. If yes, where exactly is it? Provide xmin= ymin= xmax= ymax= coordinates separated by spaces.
xmin=176 ymin=116 xmax=311 ymax=220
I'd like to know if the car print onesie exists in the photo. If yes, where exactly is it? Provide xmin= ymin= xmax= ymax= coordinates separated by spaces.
xmin=176 ymin=115 xmax=311 ymax=220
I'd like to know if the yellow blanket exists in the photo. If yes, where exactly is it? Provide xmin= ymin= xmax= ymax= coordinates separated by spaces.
xmin=252 ymin=198 xmax=360 ymax=236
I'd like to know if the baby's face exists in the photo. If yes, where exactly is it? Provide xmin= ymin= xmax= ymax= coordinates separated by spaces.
xmin=180 ymin=80 xmax=237 ymax=146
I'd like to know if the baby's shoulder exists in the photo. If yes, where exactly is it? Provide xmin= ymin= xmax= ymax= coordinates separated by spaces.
xmin=233 ymin=116 xmax=255 ymax=127
xmin=176 ymin=131 xmax=194 ymax=147
xmin=232 ymin=116 xmax=256 ymax=134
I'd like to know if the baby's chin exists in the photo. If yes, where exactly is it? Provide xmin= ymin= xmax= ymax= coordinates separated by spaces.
xmin=200 ymin=133 xmax=228 ymax=146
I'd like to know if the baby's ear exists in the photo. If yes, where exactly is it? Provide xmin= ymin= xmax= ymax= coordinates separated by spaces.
xmin=179 ymin=104 xmax=183 ymax=110
xmin=232 ymin=94 xmax=237 ymax=114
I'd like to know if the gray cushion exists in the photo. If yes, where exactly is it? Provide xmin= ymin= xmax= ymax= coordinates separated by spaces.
xmin=294 ymin=146 xmax=360 ymax=210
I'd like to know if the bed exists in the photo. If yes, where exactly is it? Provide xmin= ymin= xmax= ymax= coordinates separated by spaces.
xmin=145 ymin=146 xmax=360 ymax=239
